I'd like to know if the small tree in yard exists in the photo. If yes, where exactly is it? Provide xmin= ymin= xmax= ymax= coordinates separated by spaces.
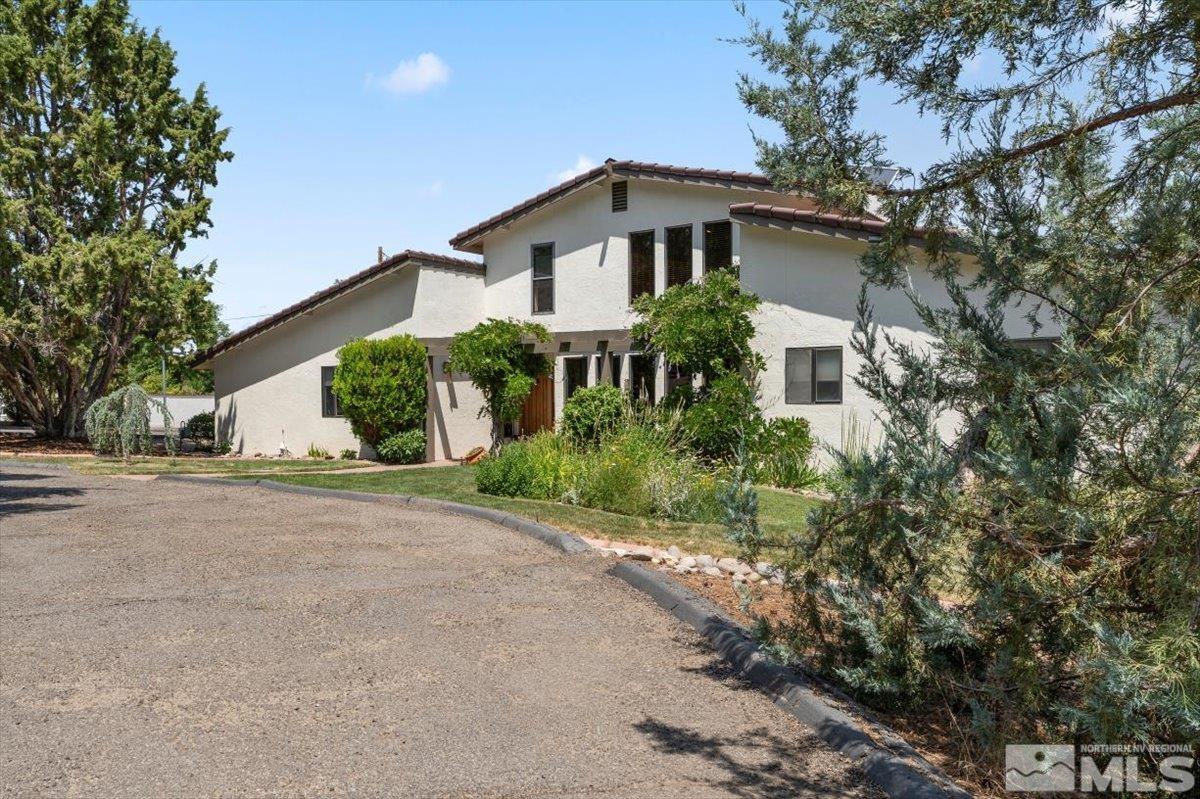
xmin=449 ymin=318 xmax=550 ymax=453
xmin=633 ymin=271 xmax=766 ymax=462
xmin=734 ymin=0 xmax=1200 ymax=779
xmin=84 ymin=384 xmax=175 ymax=458
xmin=331 ymin=335 xmax=426 ymax=448
xmin=632 ymin=271 xmax=762 ymax=384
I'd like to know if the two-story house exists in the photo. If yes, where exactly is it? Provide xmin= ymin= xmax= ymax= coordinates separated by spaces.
xmin=195 ymin=159 xmax=1049 ymax=460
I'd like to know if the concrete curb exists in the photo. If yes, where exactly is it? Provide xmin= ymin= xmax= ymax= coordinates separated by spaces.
xmin=609 ymin=560 xmax=971 ymax=799
xmin=157 ymin=475 xmax=591 ymax=555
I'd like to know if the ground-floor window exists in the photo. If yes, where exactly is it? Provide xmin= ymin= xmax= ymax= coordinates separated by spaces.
xmin=321 ymin=366 xmax=342 ymax=417
xmin=785 ymin=346 xmax=843 ymax=404
xmin=609 ymin=352 xmax=623 ymax=388
xmin=564 ymin=356 xmax=588 ymax=401
xmin=630 ymin=354 xmax=656 ymax=405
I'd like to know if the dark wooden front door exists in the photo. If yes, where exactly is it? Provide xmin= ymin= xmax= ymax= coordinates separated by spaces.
xmin=520 ymin=373 xmax=554 ymax=435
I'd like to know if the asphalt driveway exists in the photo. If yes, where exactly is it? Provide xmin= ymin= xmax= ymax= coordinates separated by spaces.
xmin=0 ymin=465 xmax=877 ymax=798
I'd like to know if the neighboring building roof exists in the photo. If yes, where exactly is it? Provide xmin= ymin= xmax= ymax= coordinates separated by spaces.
xmin=728 ymin=202 xmax=924 ymax=241
xmin=449 ymin=158 xmax=777 ymax=252
xmin=193 ymin=250 xmax=483 ymax=366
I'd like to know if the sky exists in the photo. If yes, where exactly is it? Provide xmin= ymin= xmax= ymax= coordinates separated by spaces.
xmin=129 ymin=0 xmax=957 ymax=333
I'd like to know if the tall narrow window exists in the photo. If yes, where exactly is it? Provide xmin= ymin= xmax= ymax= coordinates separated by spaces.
xmin=564 ymin=357 xmax=588 ymax=401
xmin=666 ymin=224 xmax=692 ymax=288
xmin=785 ymin=347 xmax=843 ymax=404
xmin=321 ymin=366 xmax=342 ymax=417
xmin=611 ymin=180 xmax=628 ymax=212
xmin=703 ymin=220 xmax=732 ymax=273
xmin=629 ymin=230 xmax=655 ymax=302
xmin=531 ymin=242 xmax=554 ymax=314
xmin=609 ymin=352 xmax=623 ymax=388
xmin=630 ymin=354 xmax=656 ymax=405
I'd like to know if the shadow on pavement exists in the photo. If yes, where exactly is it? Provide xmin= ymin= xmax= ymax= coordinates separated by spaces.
xmin=0 ymin=472 xmax=84 ymax=518
xmin=634 ymin=716 xmax=865 ymax=799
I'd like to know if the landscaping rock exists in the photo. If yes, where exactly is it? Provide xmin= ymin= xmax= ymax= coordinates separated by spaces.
xmin=701 ymin=566 xmax=723 ymax=578
xmin=746 ymin=571 xmax=763 ymax=583
xmin=695 ymin=555 xmax=716 ymax=568
xmin=666 ymin=545 xmax=682 ymax=559
xmin=679 ymin=556 xmax=697 ymax=569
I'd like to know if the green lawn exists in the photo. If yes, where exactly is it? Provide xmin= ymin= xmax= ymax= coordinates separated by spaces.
xmin=14 ymin=456 xmax=375 ymax=476
xmin=248 ymin=465 xmax=818 ymax=558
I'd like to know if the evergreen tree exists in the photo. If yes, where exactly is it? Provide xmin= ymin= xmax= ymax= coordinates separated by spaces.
xmin=736 ymin=0 xmax=1200 ymax=772
xmin=1 ymin=0 xmax=232 ymax=437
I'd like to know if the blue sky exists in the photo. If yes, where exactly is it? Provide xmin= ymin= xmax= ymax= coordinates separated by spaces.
xmin=130 ymin=1 xmax=954 ymax=332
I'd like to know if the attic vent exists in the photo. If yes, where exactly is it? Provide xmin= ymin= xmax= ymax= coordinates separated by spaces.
xmin=611 ymin=180 xmax=628 ymax=212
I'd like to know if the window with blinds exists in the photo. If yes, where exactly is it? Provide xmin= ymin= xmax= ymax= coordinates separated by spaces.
xmin=703 ymin=220 xmax=732 ymax=273
xmin=629 ymin=230 xmax=655 ymax=302
xmin=666 ymin=224 xmax=692 ymax=288
xmin=785 ymin=346 xmax=843 ymax=404
xmin=531 ymin=242 xmax=554 ymax=314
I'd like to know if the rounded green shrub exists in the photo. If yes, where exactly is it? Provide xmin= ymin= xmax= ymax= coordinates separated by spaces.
xmin=681 ymin=372 xmax=763 ymax=463
xmin=375 ymin=429 xmax=426 ymax=464
xmin=559 ymin=384 xmax=625 ymax=447
xmin=184 ymin=410 xmax=215 ymax=440
xmin=331 ymin=335 xmax=426 ymax=447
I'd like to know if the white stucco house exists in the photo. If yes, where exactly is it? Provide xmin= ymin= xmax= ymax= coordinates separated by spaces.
xmin=195 ymin=158 xmax=1051 ymax=460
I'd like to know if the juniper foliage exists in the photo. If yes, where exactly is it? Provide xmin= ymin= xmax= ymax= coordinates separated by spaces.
xmin=736 ymin=0 xmax=1200 ymax=762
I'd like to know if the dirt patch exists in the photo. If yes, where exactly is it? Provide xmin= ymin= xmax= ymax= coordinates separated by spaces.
xmin=0 ymin=434 xmax=93 ymax=454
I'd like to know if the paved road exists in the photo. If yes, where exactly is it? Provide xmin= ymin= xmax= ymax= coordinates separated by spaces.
xmin=0 ymin=465 xmax=877 ymax=798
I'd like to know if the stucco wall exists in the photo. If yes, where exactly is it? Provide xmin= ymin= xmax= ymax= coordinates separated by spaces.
xmin=212 ymin=264 xmax=490 ymax=458
xmin=479 ymin=179 xmax=800 ymax=331
xmin=740 ymin=223 xmax=1055 ymax=456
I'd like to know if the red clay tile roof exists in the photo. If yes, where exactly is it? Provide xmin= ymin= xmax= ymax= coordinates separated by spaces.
xmin=728 ymin=202 xmax=922 ymax=239
xmin=449 ymin=159 xmax=776 ymax=251
xmin=193 ymin=250 xmax=483 ymax=365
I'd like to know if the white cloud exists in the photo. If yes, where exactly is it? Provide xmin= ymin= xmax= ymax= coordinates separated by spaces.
xmin=551 ymin=155 xmax=597 ymax=184
xmin=369 ymin=53 xmax=450 ymax=95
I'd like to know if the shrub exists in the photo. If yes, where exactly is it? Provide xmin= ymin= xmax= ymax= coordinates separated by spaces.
xmin=752 ymin=416 xmax=819 ymax=490
xmin=475 ymin=442 xmax=535 ymax=498
xmin=448 ymin=318 xmax=551 ymax=452
xmin=559 ymin=384 xmax=625 ymax=447
xmin=184 ymin=411 xmax=215 ymax=440
xmin=339 ymin=448 xmax=357 ymax=460
xmin=331 ymin=335 xmax=426 ymax=447
xmin=681 ymin=372 xmax=764 ymax=463
xmin=84 ymin=384 xmax=174 ymax=457
xmin=570 ymin=406 xmax=723 ymax=523
xmin=307 ymin=443 xmax=331 ymax=459
xmin=375 ymin=429 xmax=426 ymax=464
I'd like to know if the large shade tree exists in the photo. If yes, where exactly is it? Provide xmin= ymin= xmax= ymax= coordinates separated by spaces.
xmin=735 ymin=0 xmax=1200 ymax=774
xmin=0 ymin=0 xmax=232 ymax=436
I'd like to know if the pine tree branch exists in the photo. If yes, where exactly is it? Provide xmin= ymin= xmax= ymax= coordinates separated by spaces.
xmin=885 ymin=89 xmax=1200 ymax=199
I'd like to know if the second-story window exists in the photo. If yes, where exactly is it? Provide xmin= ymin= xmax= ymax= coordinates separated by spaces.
xmin=666 ymin=224 xmax=692 ymax=288
xmin=629 ymin=230 xmax=655 ymax=303
xmin=704 ymin=220 xmax=732 ymax=273
xmin=531 ymin=242 xmax=554 ymax=314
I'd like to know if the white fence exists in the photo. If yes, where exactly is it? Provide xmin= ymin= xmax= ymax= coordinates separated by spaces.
xmin=150 ymin=394 xmax=214 ymax=433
